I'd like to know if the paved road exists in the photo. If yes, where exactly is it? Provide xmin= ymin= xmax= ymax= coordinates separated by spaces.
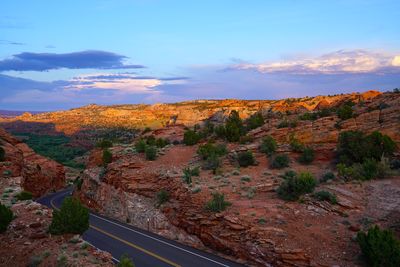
xmin=37 ymin=188 xmax=245 ymax=267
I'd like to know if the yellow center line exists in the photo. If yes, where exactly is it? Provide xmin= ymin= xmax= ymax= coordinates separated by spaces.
xmin=50 ymin=194 xmax=181 ymax=267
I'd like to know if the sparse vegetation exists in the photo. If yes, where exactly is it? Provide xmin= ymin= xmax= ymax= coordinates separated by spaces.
xmin=245 ymin=112 xmax=264 ymax=130
xmin=156 ymin=189 xmax=169 ymax=206
xmin=145 ymin=145 xmax=157 ymax=160
xmin=357 ymin=225 xmax=400 ymax=267
xmin=16 ymin=190 xmax=33 ymax=200
xmin=102 ymin=149 xmax=112 ymax=165
xmin=320 ymin=171 xmax=335 ymax=183
xmin=337 ymin=101 xmax=354 ymax=120
xmin=134 ymin=139 xmax=147 ymax=152
xmin=0 ymin=202 xmax=13 ymax=233
xmin=96 ymin=139 xmax=113 ymax=149
xmin=289 ymin=136 xmax=305 ymax=152
xmin=277 ymin=171 xmax=317 ymax=201
xmin=271 ymin=154 xmax=290 ymax=169
xmin=197 ymin=142 xmax=227 ymax=159
xmin=259 ymin=135 xmax=277 ymax=156
xmin=298 ymin=147 xmax=315 ymax=164
xmin=182 ymin=166 xmax=200 ymax=184
xmin=237 ymin=151 xmax=255 ymax=167
xmin=313 ymin=191 xmax=337 ymax=204
xmin=49 ymin=197 xmax=89 ymax=235
xmin=205 ymin=192 xmax=231 ymax=212
xmin=118 ymin=254 xmax=135 ymax=267
xmin=183 ymin=129 xmax=201 ymax=145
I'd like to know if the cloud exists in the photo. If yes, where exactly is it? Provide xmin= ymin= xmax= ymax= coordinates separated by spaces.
xmin=0 ymin=50 xmax=145 ymax=72
xmin=233 ymin=50 xmax=400 ymax=74
xmin=0 ymin=39 xmax=25 ymax=46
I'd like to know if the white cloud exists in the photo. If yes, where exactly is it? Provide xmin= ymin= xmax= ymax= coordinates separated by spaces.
xmin=234 ymin=50 xmax=400 ymax=74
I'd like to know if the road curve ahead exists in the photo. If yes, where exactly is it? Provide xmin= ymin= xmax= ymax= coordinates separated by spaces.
xmin=37 ymin=188 xmax=245 ymax=267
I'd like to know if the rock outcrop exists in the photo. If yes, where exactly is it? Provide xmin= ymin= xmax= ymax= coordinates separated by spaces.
xmin=0 ymin=128 xmax=65 ymax=197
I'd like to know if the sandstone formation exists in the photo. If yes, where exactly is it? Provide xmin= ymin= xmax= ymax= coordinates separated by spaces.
xmin=0 ymin=128 xmax=65 ymax=197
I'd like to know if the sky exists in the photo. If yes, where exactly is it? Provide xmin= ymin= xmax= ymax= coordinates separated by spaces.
xmin=1 ymin=0 xmax=400 ymax=111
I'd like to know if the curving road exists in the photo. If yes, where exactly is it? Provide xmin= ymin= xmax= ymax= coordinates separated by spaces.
xmin=37 ymin=188 xmax=245 ymax=267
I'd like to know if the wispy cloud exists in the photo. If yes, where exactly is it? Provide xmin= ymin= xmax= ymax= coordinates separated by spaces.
xmin=233 ymin=50 xmax=400 ymax=75
xmin=0 ymin=50 xmax=145 ymax=72
xmin=0 ymin=39 xmax=25 ymax=46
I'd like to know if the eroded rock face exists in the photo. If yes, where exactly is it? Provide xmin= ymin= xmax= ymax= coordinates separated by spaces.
xmin=0 ymin=90 xmax=382 ymax=135
xmin=0 ymin=128 xmax=65 ymax=197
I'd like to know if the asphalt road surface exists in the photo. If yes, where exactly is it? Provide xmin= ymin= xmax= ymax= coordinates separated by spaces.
xmin=37 ymin=188 xmax=245 ymax=267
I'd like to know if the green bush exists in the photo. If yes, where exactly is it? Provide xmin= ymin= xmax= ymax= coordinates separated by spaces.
xmin=237 ymin=151 xmax=255 ymax=167
xmin=205 ymin=192 xmax=231 ymax=212
xmin=298 ymin=147 xmax=315 ymax=164
xmin=202 ymin=154 xmax=221 ymax=171
xmin=245 ymin=112 xmax=264 ymax=130
xmin=118 ymin=254 xmax=135 ymax=267
xmin=337 ymin=102 xmax=354 ymax=120
xmin=277 ymin=171 xmax=316 ymax=201
xmin=197 ymin=142 xmax=227 ymax=160
xmin=16 ymin=191 xmax=33 ymax=200
xmin=357 ymin=225 xmax=400 ymax=267
xmin=271 ymin=154 xmax=290 ymax=169
xmin=337 ymin=156 xmax=392 ymax=181
xmin=49 ymin=197 xmax=89 ymax=235
xmin=182 ymin=167 xmax=199 ymax=184
xmin=225 ymin=110 xmax=245 ymax=142
xmin=214 ymin=125 xmax=226 ymax=139
xmin=134 ymin=139 xmax=147 ymax=153
xmin=289 ymin=137 xmax=305 ymax=152
xmin=313 ymin=191 xmax=337 ymax=204
xmin=0 ymin=202 xmax=13 ymax=233
xmin=337 ymin=131 xmax=397 ymax=165
xmin=145 ymin=146 xmax=157 ymax=161
xmin=277 ymin=120 xmax=289 ymax=128
xmin=102 ymin=149 xmax=112 ymax=165
xmin=155 ymin=138 xmax=170 ymax=148
xmin=156 ymin=190 xmax=169 ymax=206
xmin=96 ymin=139 xmax=113 ymax=149
xmin=183 ymin=130 xmax=201 ymax=145
xmin=0 ymin=147 xmax=5 ymax=161
xmin=239 ymin=135 xmax=254 ymax=144
xmin=259 ymin=135 xmax=277 ymax=156
xmin=299 ymin=112 xmax=318 ymax=121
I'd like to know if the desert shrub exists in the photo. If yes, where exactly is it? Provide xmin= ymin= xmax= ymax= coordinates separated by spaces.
xmin=49 ymin=197 xmax=89 ymax=235
xmin=237 ymin=151 xmax=255 ymax=167
xmin=239 ymin=135 xmax=254 ymax=144
xmin=271 ymin=154 xmax=290 ymax=169
xmin=202 ymin=154 xmax=221 ymax=171
xmin=214 ymin=125 xmax=226 ymax=139
xmin=73 ymin=177 xmax=83 ymax=190
xmin=277 ymin=171 xmax=316 ymax=201
xmin=182 ymin=167 xmax=199 ymax=184
xmin=96 ymin=139 xmax=113 ymax=149
xmin=337 ymin=131 xmax=397 ymax=165
xmin=320 ymin=171 xmax=335 ymax=183
xmin=0 ymin=202 xmax=13 ymax=233
xmin=313 ymin=191 xmax=337 ymax=204
xmin=134 ymin=139 xmax=147 ymax=153
xmin=298 ymin=147 xmax=315 ymax=164
xmin=337 ymin=157 xmax=392 ymax=181
xmin=102 ymin=149 xmax=112 ymax=165
xmin=259 ymin=135 xmax=277 ymax=156
xmin=277 ymin=120 xmax=289 ymax=128
xmin=0 ymin=147 xmax=5 ymax=161
xmin=183 ymin=130 xmax=201 ymax=145
xmin=156 ymin=190 xmax=169 ymax=206
xmin=155 ymin=138 xmax=170 ymax=148
xmin=145 ymin=146 xmax=157 ymax=161
xmin=205 ymin=192 xmax=231 ymax=212
xmin=316 ymin=108 xmax=333 ymax=118
xmin=337 ymin=101 xmax=354 ymax=120
xmin=299 ymin=112 xmax=318 ymax=121
xmin=245 ymin=112 xmax=264 ymax=130
xmin=118 ymin=254 xmax=135 ymax=267
xmin=197 ymin=142 xmax=227 ymax=160
xmin=142 ymin=127 xmax=152 ymax=134
xmin=16 ymin=191 xmax=33 ymax=200
xmin=290 ymin=137 xmax=305 ymax=152
xmin=225 ymin=110 xmax=245 ymax=142
xmin=357 ymin=225 xmax=400 ymax=267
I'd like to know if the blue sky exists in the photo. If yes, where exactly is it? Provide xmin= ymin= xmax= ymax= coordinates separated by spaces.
xmin=1 ymin=0 xmax=400 ymax=110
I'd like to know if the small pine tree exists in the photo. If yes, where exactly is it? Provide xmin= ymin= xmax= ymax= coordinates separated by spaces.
xmin=49 ymin=197 xmax=89 ymax=235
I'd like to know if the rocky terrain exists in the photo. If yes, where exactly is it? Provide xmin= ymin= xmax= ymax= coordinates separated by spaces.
xmin=0 ymin=127 xmax=65 ymax=196
xmin=71 ymin=90 xmax=400 ymax=266
xmin=0 ymin=174 xmax=113 ymax=266
xmin=2 ymin=89 xmax=400 ymax=266
xmin=0 ymin=90 xmax=382 ymax=135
